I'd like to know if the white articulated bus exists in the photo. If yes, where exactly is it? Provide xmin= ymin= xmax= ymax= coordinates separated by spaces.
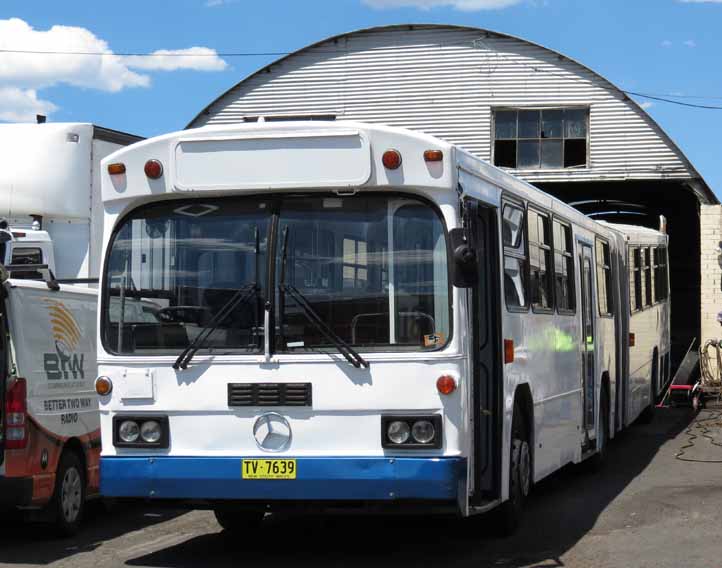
xmin=96 ymin=122 xmax=669 ymax=531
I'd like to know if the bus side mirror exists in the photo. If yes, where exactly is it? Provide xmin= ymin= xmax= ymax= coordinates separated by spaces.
xmin=449 ymin=228 xmax=477 ymax=288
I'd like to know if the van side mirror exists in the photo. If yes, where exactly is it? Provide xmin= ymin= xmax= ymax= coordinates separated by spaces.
xmin=449 ymin=228 xmax=477 ymax=288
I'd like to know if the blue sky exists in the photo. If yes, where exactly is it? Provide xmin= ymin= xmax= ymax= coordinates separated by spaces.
xmin=2 ymin=0 xmax=722 ymax=194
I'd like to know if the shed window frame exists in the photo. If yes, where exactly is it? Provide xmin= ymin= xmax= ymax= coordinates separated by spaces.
xmin=492 ymin=107 xmax=590 ymax=171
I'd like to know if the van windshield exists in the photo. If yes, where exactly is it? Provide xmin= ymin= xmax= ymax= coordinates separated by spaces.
xmin=102 ymin=194 xmax=450 ymax=355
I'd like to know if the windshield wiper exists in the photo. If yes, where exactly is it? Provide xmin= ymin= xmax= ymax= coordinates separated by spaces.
xmin=278 ymin=227 xmax=369 ymax=369
xmin=173 ymin=283 xmax=257 ymax=370
xmin=280 ymin=284 xmax=370 ymax=369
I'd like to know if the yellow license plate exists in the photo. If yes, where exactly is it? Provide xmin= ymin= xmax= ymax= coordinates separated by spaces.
xmin=242 ymin=459 xmax=296 ymax=479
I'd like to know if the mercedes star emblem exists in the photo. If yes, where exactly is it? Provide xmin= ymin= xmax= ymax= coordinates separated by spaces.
xmin=253 ymin=412 xmax=292 ymax=452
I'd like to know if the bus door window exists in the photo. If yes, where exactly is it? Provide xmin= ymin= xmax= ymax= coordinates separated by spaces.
xmin=502 ymin=202 xmax=528 ymax=310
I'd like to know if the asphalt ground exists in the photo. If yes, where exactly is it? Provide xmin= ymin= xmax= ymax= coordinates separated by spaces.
xmin=1 ymin=405 xmax=722 ymax=568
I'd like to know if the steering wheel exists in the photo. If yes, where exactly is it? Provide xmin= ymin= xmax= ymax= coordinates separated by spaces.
xmin=156 ymin=306 xmax=209 ymax=323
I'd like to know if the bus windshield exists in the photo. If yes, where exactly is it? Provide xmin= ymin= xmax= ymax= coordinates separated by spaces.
xmin=102 ymin=194 xmax=450 ymax=356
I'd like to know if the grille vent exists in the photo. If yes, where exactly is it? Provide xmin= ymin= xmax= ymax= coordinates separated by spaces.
xmin=227 ymin=383 xmax=312 ymax=407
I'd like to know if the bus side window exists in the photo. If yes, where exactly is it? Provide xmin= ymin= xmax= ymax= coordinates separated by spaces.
xmin=502 ymin=202 xmax=528 ymax=310
xmin=528 ymin=209 xmax=553 ymax=311
xmin=643 ymin=247 xmax=653 ymax=307
xmin=655 ymin=246 xmax=668 ymax=301
xmin=630 ymin=247 xmax=642 ymax=312
xmin=595 ymin=238 xmax=613 ymax=316
xmin=554 ymin=220 xmax=575 ymax=313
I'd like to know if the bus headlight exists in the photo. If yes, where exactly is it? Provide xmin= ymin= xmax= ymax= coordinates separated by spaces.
xmin=387 ymin=421 xmax=410 ymax=444
xmin=411 ymin=420 xmax=435 ymax=444
xmin=118 ymin=420 xmax=140 ymax=443
xmin=140 ymin=420 xmax=162 ymax=443
xmin=381 ymin=415 xmax=442 ymax=449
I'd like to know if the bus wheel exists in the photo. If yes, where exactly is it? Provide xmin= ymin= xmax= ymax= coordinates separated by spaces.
xmin=497 ymin=404 xmax=531 ymax=535
xmin=52 ymin=451 xmax=86 ymax=537
xmin=214 ymin=509 xmax=264 ymax=533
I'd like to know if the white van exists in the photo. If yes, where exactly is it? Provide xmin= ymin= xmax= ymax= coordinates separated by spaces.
xmin=0 ymin=276 xmax=97 ymax=535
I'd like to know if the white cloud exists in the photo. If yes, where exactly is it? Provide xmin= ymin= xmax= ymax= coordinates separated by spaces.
xmin=0 ymin=18 xmax=149 ymax=93
xmin=639 ymin=101 xmax=654 ymax=110
xmin=123 ymin=47 xmax=227 ymax=72
xmin=0 ymin=18 xmax=228 ymax=122
xmin=684 ymin=39 xmax=697 ymax=47
xmin=661 ymin=39 xmax=673 ymax=47
xmin=362 ymin=0 xmax=523 ymax=11
xmin=679 ymin=0 xmax=722 ymax=3
xmin=0 ymin=87 xmax=57 ymax=122
xmin=205 ymin=0 xmax=238 ymax=6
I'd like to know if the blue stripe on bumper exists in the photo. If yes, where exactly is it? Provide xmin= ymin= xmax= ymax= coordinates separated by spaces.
xmin=100 ymin=456 xmax=466 ymax=501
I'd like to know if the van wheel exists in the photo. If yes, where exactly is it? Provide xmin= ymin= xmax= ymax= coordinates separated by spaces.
xmin=214 ymin=509 xmax=264 ymax=532
xmin=52 ymin=451 xmax=85 ymax=537
xmin=586 ymin=386 xmax=609 ymax=472
xmin=638 ymin=354 xmax=658 ymax=424
xmin=497 ymin=403 xmax=531 ymax=535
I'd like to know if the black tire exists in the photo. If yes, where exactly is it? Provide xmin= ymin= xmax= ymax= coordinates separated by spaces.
xmin=497 ymin=402 xmax=531 ymax=535
xmin=638 ymin=353 xmax=658 ymax=424
xmin=214 ymin=509 xmax=265 ymax=532
xmin=586 ymin=386 xmax=609 ymax=472
xmin=52 ymin=451 xmax=86 ymax=537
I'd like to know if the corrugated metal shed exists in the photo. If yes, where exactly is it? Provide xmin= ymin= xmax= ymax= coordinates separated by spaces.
xmin=188 ymin=24 xmax=713 ymax=200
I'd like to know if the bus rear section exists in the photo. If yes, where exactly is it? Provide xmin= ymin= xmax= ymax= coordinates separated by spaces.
xmin=0 ymin=280 xmax=98 ymax=535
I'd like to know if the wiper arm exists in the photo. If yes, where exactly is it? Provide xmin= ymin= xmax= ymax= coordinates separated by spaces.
xmin=280 ymin=283 xmax=369 ymax=369
xmin=173 ymin=283 xmax=257 ymax=370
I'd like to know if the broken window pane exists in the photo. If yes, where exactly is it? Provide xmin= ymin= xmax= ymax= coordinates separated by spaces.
xmin=494 ymin=140 xmax=517 ymax=168
xmin=518 ymin=110 xmax=540 ymax=139
xmin=495 ymin=111 xmax=517 ymax=139
xmin=564 ymin=139 xmax=587 ymax=167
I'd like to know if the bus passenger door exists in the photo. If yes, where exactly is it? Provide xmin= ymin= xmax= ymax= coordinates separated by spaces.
xmin=468 ymin=200 xmax=502 ymax=505
xmin=579 ymin=243 xmax=596 ymax=445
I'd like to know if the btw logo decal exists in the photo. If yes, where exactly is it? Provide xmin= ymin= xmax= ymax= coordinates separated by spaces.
xmin=43 ymin=300 xmax=85 ymax=381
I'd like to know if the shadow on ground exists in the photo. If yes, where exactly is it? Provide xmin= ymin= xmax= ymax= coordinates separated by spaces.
xmin=124 ymin=407 xmax=696 ymax=568
xmin=0 ymin=502 xmax=184 ymax=565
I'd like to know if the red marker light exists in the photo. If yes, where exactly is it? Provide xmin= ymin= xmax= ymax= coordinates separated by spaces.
xmin=436 ymin=375 xmax=457 ymax=395
xmin=382 ymin=149 xmax=402 ymax=170
xmin=144 ymin=159 xmax=163 ymax=179
xmin=107 ymin=163 xmax=126 ymax=175
xmin=424 ymin=150 xmax=443 ymax=162
xmin=504 ymin=339 xmax=514 ymax=364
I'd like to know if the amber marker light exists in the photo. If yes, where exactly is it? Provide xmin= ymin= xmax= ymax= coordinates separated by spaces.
xmin=424 ymin=150 xmax=443 ymax=162
xmin=144 ymin=159 xmax=163 ymax=179
xmin=95 ymin=376 xmax=113 ymax=396
xmin=504 ymin=339 xmax=515 ymax=364
xmin=437 ymin=375 xmax=457 ymax=395
xmin=107 ymin=163 xmax=126 ymax=175
xmin=382 ymin=149 xmax=402 ymax=170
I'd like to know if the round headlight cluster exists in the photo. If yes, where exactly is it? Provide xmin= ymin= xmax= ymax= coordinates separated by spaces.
xmin=140 ymin=420 xmax=162 ymax=443
xmin=117 ymin=419 xmax=164 ymax=445
xmin=119 ymin=420 xmax=140 ymax=443
xmin=386 ymin=418 xmax=437 ymax=446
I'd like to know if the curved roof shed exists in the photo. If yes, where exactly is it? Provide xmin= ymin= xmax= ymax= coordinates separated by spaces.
xmin=188 ymin=24 xmax=713 ymax=203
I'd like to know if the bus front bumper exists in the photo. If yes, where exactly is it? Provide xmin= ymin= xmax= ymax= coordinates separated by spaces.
xmin=100 ymin=456 xmax=466 ymax=502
